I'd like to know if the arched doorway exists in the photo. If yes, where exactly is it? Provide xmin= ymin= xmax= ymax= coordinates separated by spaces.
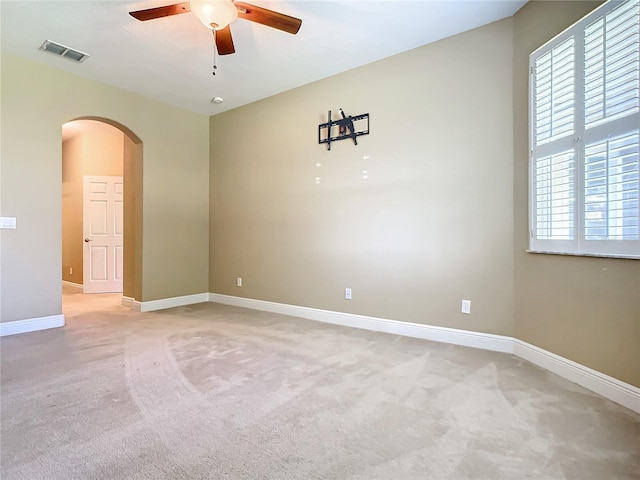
xmin=61 ymin=117 xmax=143 ymax=306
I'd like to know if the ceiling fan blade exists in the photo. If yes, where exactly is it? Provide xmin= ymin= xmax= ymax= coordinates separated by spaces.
xmin=129 ymin=2 xmax=191 ymax=21
xmin=216 ymin=26 xmax=236 ymax=55
xmin=234 ymin=2 xmax=302 ymax=35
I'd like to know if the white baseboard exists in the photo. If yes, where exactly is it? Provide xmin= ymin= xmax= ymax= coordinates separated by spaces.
xmin=13 ymin=292 xmax=635 ymax=413
xmin=62 ymin=281 xmax=83 ymax=289
xmin=208 ymin=293 xmax=640 ymax=414
xmin=513 ymin=340 xmax=640 ymax=414
xmin=0 ymin=314 xmax=65 ymax=337
xmin=136 ymin=293 xmax=209 ymax=312
xmin=121 ymin=296 xmax=136 ymax=309
xmin=208 ymin=293 xmax=513 ymax=353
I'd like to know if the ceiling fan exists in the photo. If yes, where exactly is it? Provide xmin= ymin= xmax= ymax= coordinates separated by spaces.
xmin=129 ymin=1 xmax=302 ymax=55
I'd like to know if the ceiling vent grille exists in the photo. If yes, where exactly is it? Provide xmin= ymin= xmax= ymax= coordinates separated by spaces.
xmin=39 ymin=40 xmax=89 ymax=63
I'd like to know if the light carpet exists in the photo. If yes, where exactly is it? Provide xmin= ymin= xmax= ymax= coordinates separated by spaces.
xmin=1 ymin=292 xmax=638 ymax=479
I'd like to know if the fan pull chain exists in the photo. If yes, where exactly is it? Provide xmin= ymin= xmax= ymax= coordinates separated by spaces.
xmin=212 ymin=30 xmax=218 ymax=76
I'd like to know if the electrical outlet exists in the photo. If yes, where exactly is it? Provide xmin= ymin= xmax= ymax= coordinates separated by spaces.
xmin=461 ymin=299 xmax=471 ymax=314
xmin=237 ymin=277 xmax=242 ymax=287
xmin=69 ymin=267 xmax=73 ymax=275
xmin=345 ymin=288 xmax=352 ymax=300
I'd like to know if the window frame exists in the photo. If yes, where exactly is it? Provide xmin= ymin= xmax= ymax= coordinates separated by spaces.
xmin=528 ymin=0 xmax=640 ymax=260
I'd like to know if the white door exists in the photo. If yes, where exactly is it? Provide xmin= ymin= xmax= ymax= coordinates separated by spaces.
xmin=83 ymin=175 xmax=124 ymax=293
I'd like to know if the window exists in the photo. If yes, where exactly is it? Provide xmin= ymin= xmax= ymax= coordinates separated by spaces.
xmin=530 ymin=0 xmax=639 ymax=259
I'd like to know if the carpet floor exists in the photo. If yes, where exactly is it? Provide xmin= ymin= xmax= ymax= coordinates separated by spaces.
xmin=1 ymin=290 xmax=639 ymax=479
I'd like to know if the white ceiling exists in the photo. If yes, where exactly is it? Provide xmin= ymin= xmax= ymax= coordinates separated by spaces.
xmin=1 ymin=0 xmax=527 ymax=116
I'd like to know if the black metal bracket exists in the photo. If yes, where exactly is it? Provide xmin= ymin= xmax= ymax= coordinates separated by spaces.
xmin=318 ymin=108 xmax=369 ymax=151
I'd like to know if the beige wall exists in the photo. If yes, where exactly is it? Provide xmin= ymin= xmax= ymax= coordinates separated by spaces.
xmin=1 ymin=1 xmax=637 ymax=388
xmin=123 ymin=134 xmax=142 ymax=300
xmin=209 ymin=2 xmax=639 ymax=387
xmin=62 ymin=127 xmax=125 ymax=286
xmin=210 ymin=19 xmax=516 ymax=336
xmin=512 ymin=1 xmax=639 ymax=387
xmin=61 ymin=136 xmax=84 ymax=286
xmin=1 ymin=53 xmax=209 ymax=322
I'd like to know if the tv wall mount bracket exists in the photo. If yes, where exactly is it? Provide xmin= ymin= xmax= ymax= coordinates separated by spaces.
xmin=318 ymin=108 xmax=369 ymax=150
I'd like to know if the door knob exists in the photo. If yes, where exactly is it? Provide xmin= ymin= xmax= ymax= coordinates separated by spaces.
xmin=84 ymin=238 xmax=93 ymax=242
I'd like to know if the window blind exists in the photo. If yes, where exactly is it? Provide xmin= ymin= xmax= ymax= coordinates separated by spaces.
xmin=530 ymin=0 xmax=640 ymax=258
xmin=584 ymin=0 xmax=639 ymax=128
xmin=535 ymin=150 xmax=575 ymax=240
xmin=584 ymin=131 xmax=639 ymax=241
xmin=534 ymin=38 xmax=575 ymax=146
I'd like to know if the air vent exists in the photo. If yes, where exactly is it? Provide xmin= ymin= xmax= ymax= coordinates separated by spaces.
xmin=39 ymin=40 xmax=89 ymax=63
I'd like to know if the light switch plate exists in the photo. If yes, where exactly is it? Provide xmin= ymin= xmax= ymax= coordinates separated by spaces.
xmin=0 ymin=217 xmax=17 ymax=229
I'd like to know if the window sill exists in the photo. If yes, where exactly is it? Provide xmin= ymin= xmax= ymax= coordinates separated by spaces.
xmin=526 ymin=250 xmax=639 ymax=260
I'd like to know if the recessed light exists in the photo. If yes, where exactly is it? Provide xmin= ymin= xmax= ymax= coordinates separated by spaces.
xmin=212 ymin=97 xmax=224 ymax=104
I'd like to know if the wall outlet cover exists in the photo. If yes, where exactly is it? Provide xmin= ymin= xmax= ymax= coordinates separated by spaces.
xmin=461 ymin=299 xmax=471 ymax=314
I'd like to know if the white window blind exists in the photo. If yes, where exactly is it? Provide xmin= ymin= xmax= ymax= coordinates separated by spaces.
xmin=530 ymin=0 xmax=640 ymax=259
xmin=534 ymin=38 xmax=575 ymax=146
xmin=535 ymin=150 xmax=575 ymax=240
xmin=584 ymin=0 xmax=639 ymax=127
xmin=584 ymin=131 xmax=639 ymax=241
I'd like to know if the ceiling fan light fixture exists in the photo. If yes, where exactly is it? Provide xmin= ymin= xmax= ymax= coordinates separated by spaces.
xmin=190 ymin=0 xmax=238 ymax=30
